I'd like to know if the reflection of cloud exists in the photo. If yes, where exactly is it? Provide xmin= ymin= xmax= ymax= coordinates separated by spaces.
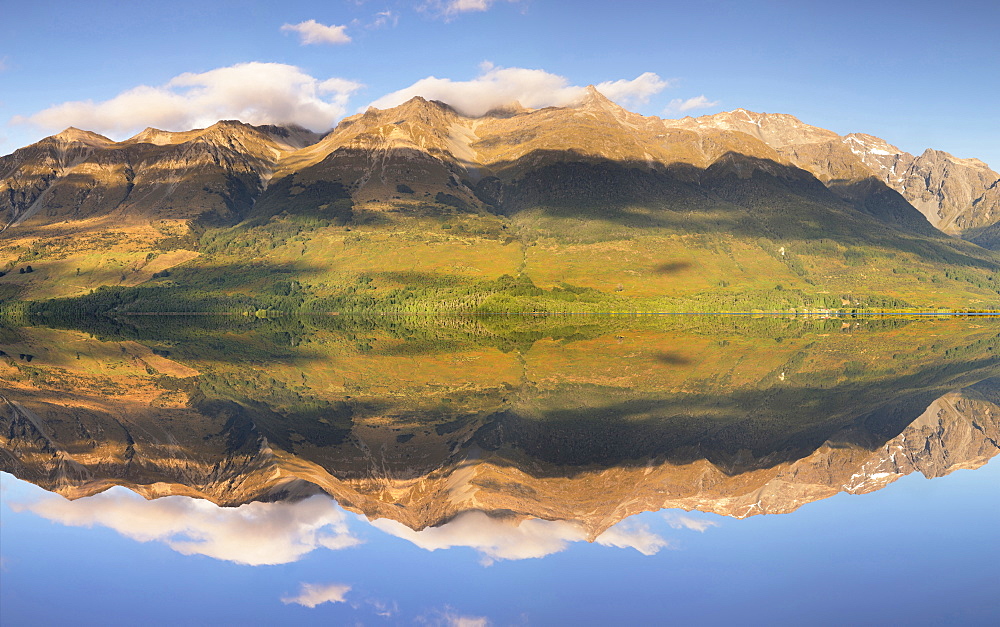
xmin=446 ymin=0 xmax=494 ymax=13
xmin=368 ymin=64 xmax=669 ymax=118
xmin=595 ymin=523 xmax=669 ymax=555
xmin=373 ymin=511 xmax=666 ymax=564
xmin=665 ymin=513 xmax=720 ymax=532
xmin=446 ymin=614 xmax=490 ymax=627
xmin=281 ymin=20 xmax=352 ymax=45
xmin=362 ymin=598 xmax=399 ymax=618
xmin=13 ymin=489 xmax=361 ymax=565
xmin=419 ymin=606 xmax=491 ymax=626
xmin=282 ymin=582 xmax=352 ymax=608
xmin=13 ymin=63 xmax=363 ymax=136
xmin=373 ymin=511 xmax=582 ymax=564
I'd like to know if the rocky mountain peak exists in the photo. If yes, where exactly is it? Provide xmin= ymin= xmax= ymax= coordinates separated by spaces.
xmin=128 ymin=127 xmax=190 ymax=146
xmin=661 ymin=110 xmax=1000 ymax=241
xmin=344 ymin=97 xmax=461 ymax=131
xmin=52 ymin=127 xmax=113 ymax=147
xmin=842 ymin=133 xmax=902 ymax=157
xmin=918 ymin=147 xmax=994 ymax=172
xmin=254 ymin=123 xmax=325 ymax=150
xmin=483 ymin=100 xmax=531 ymax=118
xmin=681 ymin=109 xmax=838 ymax=147
xmin=576 ymin=85 xmax=623 ymax=111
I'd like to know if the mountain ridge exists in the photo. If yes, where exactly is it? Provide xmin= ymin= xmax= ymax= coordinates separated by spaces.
xmin=6 ymin=98 xmax=994 ymax=236
xmin=668 ymin=109 xmax=1000 ymax=241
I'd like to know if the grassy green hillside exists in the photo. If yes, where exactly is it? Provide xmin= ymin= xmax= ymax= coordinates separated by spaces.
xmin=6 ymin=200 xmax=1000 ymax=318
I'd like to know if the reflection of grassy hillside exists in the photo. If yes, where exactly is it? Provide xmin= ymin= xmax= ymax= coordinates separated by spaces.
xmin=2 ymin=315 xmax=999 ymax=493
xmin=4 ymin=316 xmax=997 ymax=424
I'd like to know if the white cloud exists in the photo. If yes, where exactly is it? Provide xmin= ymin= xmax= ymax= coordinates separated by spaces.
xmin=595 ymin=72 xmax=672 ymax=109
xmin=12 ymin=489 xmax=362 ymax=565
xmin=665 ymin=95 xmax=721 ymax=115
xmin=664 ymin=512 xmax=720 ymax=532
xmin=370 ymin=10 xmax=399 ymax=28
xmin=372 ymin=510 xmax=666 ymax=564
xmin=0 ymin=57 xmax=8 ymax=72
xmin=11 ymin=62 xmax=363 ymax=137
xmin=423 ymin=0 xmax=517 ymax=18
xmin=281 ymin=20 xmax=352 ymax=45
xmin=282 ymin=582 xmax=352 ymax=608
xmin=448 ymin=0 xmax=492 ymax=12
xmin=368 ymin=65 xmax=669 ymax=118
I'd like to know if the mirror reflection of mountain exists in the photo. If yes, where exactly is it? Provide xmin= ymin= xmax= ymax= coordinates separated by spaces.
xmin=2 ymin=316 xmax=999 ymax=537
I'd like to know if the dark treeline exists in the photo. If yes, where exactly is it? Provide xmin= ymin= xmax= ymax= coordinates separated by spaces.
xmin=2 ymin=271 xmax=921 ymax=327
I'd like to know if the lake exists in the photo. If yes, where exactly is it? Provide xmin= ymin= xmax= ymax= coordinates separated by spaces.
xmin=1 ymin=315 xmax=998 ymax=625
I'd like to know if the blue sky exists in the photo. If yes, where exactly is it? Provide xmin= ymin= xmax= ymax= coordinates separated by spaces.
xmin=1 ymin=0 xmax=998 ymax=168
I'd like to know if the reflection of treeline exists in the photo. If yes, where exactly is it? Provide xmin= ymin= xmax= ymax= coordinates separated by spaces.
xmin=15 ymin=284 xmax=296 ymax=317
xmin=5 ymin=306 xmax=929 ymax=369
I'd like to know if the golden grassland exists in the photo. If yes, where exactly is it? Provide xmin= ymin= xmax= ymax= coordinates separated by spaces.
xmin=3 ymin=204 xmax=1000 ymax=315
xmin=0 ymin=218 xmax=197 ymax=300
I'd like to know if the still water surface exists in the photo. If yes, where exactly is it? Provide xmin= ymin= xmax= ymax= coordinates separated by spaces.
xmin=1 ymin=315 xmax=998 ymax=625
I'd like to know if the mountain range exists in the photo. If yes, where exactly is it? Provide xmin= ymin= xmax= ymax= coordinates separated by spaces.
xmin=2 ymin=90 xmax=999 ymax=312
xmin=4 ymin=89 xmax=998 ymax=238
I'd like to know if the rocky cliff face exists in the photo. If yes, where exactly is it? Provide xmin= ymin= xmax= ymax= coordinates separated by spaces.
xmin=0 ymin=121 xmax=322 ymax=230
xmin=8 ymin=93 xmax=981 ymax=241
xmin=668 ymin=110 xmax=1000 ymax=242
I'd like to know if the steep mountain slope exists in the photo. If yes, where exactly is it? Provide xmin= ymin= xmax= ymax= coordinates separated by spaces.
xmin=0 ymin=121 xmax=322 ymax=230
xmin=6 ymin=97 xmax=994 ymax=238
xmin=669 ymin=109 xmax=1000 ymax=243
